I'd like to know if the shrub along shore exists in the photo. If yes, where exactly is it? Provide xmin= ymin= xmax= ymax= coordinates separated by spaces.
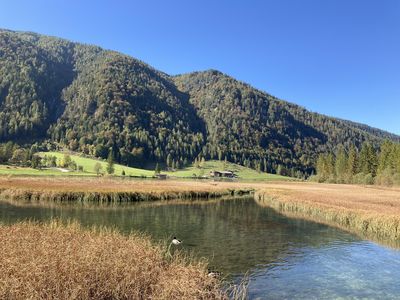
xmin=0 ymin=220 xmax=227 ymax=299
xmin=255 ymin=182 xmax=400 ymax=245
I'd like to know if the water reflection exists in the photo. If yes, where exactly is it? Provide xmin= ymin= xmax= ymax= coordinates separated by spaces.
xmin=1 ymin=197 xmax=400 ymax=299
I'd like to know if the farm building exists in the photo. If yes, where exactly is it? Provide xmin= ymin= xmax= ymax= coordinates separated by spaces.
xmin=209 ymin=170 xmax=236 ymax=178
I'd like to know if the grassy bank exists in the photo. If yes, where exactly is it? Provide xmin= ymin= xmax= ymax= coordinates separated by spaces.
xmin=0 ymin=177 xmax=255 ymax=203
xmin=255 ymin=182 xmax=400 ymax=243
xmin=0 ymin=220 xmax=225 ymax=299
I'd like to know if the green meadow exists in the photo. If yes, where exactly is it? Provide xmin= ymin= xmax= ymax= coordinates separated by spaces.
xmin=0 ymin=151 xmax=292 ymax=181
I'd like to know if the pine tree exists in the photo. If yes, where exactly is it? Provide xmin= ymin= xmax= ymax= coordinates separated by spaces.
xmin=155 ymin=163 xmax=161 ymax=174
xmin=325 ymin=153 xmax=335 ymax=178
xmin=346 ymin=144 xmax=358 ymax=179
xmin=335 ymin=145 xmax=347 ymax=183
xmin=166 ymin=154 xmax=172 ymax=168
xmin=359 ymin=143 xmax=370 ymax=174
xmin=378 ymin=140 xmax=394 ymax=175
xmin=367 ymin=144 xmax=378 ymax=177
xmin=316 ymin=154 xmax=327 ymax=181
xmin=106 ymin=150 xmax=115 ymax=174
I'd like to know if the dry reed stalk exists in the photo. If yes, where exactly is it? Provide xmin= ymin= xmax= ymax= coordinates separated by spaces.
xmin=255 ymin=182 xmax=400 ymax=244
xmin=0 ymin=220 xmax=226 ymax=300
xmin=0 ymin=177 xmax=256 ymax=203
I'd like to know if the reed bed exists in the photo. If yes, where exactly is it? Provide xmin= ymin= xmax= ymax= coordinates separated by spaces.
xmin=0 ymin=220 xmax=226 ymax=300
xmin=255 ymin=182 xmax=400 ymax=243
xmin=0 ymin=177 xmax=255 ymax=203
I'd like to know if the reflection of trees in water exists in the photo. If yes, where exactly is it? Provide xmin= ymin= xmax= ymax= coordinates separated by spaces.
xmin=0 ymin=198 xmax=360 ymax=275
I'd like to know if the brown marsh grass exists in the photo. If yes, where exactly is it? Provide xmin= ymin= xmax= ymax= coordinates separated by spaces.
xmin=0 ymin=177 xmax=256 ymax=203
xmin=0 ymin=220 xmax=227 ymax=300
xmin=255 ymin=182 xmax=400 ymax=243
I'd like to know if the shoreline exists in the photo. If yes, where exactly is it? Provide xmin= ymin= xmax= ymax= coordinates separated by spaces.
xmin=0 ymin=177 xmax=255 ymax=203
xmin=254 ymin=183 xmax=400 ymax=246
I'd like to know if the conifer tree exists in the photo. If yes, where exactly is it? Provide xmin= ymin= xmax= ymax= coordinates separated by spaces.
xmin=155 ymin=163 xmax=161 ymax=174
xmin=335 ymin=146 xmax=347 ymax=183
xmin=107 ymin=150 xmax=115 ymax=174
xmin=347 ymin=144 xmax=358 ymax=179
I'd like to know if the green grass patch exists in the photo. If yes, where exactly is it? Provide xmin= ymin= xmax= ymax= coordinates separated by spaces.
xmin=1 ymin=151 xmax=292 ymax=181
xmin=167 ymin=160 xmax=291 ymax=181
xmin=38 ymin=152 xmax=154 ymax=177
xmin=0 ymin=165 xmax=91 ymax=176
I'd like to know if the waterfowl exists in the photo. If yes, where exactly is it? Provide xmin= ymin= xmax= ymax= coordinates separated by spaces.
xmin=172 ymin=237 xmax=182 ymax=245
xmin=207 ymin=270 xmax=221 ymax=278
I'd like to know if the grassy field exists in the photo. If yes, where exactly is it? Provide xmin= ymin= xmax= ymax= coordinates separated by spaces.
xmin=255 ymin=182 xmax=400 ymax=243
xmin=0 ymin=220 xmax=227 ymax=299
xmin=168 ymin=159 xmax=290 ymax=181
xmin=30 ymin=151 xmax=291 ymax=181
xmin=39 ymin=151 xmax=155 ymax=177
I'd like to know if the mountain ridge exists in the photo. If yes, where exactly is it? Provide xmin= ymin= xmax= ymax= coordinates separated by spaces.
xmin=0 ymin=28 xmax=398 ymax=175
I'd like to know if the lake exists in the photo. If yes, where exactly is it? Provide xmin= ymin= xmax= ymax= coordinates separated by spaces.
xmin=1 ymin=197 xmax=400 ymax=299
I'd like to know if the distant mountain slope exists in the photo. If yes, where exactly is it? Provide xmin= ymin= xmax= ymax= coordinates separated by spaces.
xmin=173 ymin=70 xmax=399 ymax=173
xmin=0 ymin=29 xmax=398 ymax=174
xmin=0 ymin=29 xmax=205 ymax=168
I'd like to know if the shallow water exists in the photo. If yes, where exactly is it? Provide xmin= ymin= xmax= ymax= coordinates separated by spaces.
xmin=1 ymin=197 xmax=400 ymax=299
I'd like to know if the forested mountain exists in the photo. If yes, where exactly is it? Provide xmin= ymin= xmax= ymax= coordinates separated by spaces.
xmin=174 ymin=70 xmax=399 ymax=174
xmin=0 ymin=29 xmax=398 ymax=175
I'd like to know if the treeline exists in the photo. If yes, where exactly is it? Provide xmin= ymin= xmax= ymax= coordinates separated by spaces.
xmin=0 ymin=142 xmax=41 ymax=168
xmin=0 ymin=142 xmax=86 ymax=172
xmin=314 ymin=140 xmax=400 ymax=185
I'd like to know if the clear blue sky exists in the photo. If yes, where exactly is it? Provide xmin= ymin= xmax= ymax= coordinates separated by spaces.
xmin=1 ymin=0 xmax=399 ymax=134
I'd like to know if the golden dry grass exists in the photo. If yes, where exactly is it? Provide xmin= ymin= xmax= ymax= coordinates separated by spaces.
xmin=255 ymin=182 xmax=400 ymax=242
xmin=0 ymin=220 xmax=225 ymax=300
xmin=0 ymin=177 xmax=258 ymax=202
xmin=0 ymin=176 xmax=257 ymax=193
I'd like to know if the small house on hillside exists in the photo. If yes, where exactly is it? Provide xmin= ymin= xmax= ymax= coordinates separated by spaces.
xmin=156 ymin=173 xmax=167 ymax=180
xmin=209 ymin=170 xmax=236 ymax=178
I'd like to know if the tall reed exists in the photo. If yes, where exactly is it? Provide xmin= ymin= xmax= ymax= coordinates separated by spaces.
xmin=0 ymin=220 xmax=227 ymax=299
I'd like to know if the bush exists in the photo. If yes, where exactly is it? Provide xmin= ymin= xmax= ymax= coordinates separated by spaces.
xmin=353 ymin=172 xmax=374 ymax=185
xmin=363 ymin=173 xmax=374 ymax=185
xmin=375 ymin=168 xmax=394 ymax=186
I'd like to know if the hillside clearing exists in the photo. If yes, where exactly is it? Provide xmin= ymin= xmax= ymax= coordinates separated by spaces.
xmin=31 ymin=151 xmax=291 ymax=181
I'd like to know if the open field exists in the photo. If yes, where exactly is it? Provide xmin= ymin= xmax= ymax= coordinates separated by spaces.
xmin=39 ymin=152 xmax=155 ymax=177
xmin=255 ymin=182 xmax=400 ymax=243
xmin=0 ymin=220 xmax=225 ymax=299
xmin=35 ymin=151 xmax=291 ymax=181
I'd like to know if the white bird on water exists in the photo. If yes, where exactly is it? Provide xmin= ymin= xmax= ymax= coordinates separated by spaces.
xmin=172 ymin=237 xmax=182 ymax=245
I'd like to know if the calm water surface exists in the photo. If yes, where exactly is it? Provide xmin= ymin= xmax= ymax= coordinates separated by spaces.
xmin=1 ymin=197 xmax=400 ymax=299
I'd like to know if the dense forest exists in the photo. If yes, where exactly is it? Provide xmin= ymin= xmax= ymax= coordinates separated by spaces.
xmin=1 ymin=29 xmax=399 ymax=175
xmin=314 ymin=140 xmax=400 ymax=185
